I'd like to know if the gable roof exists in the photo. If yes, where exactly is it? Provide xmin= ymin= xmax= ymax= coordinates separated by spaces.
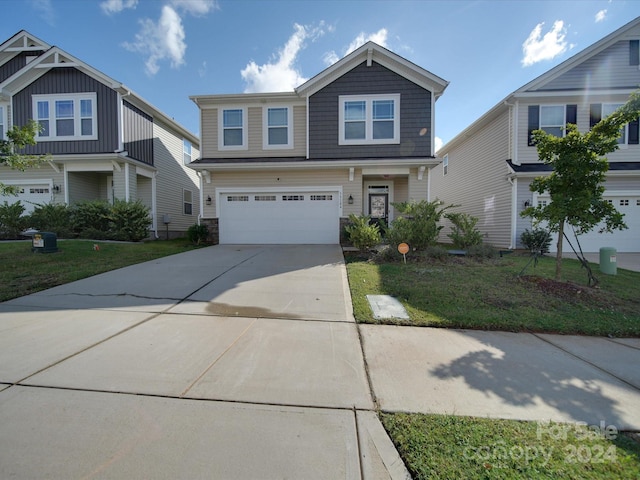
xmin=295 ymin=41 xmax=449 ymax=97
xmin=439 ymin=16 xmax=640 ymax=154
xmin=0 ymin=30 xmax=198 ymax=146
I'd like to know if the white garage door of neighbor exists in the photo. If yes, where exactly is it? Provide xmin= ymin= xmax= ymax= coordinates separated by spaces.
xmin=219 ymin=191 xmax=340 ymax=244
xmin=12 ymin=184 xmax=52 ymax=214
xmin=543 ymin=194 xmax=640 ymax=253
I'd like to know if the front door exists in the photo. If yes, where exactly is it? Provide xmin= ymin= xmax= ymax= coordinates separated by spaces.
xmin=369 ymin=193 xmax=388 ymax=224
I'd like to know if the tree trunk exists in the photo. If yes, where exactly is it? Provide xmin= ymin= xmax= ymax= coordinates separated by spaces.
xmin=555 ymin=220 xmax=564 ymax=281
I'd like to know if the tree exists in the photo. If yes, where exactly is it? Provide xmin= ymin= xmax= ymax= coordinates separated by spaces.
xmin=522 ymin=91 xmax=640 ymax=285
xmin=0 ymin=120 xmax=48 ymax=196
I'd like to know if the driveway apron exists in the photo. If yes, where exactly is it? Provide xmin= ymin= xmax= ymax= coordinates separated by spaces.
xmin=0 ymin=245 xmax=407 ymax=480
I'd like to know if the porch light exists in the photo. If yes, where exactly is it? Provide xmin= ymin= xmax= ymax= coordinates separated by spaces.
xmin=348 ymin=195 xmax=354 ymax=205
xmin=206 ymin=195 xmax=212 ymax=206
xmin=524 ymin=200 xmax=531 ymax=208
xmin=53 ymin=185 xmax=60 ymax=193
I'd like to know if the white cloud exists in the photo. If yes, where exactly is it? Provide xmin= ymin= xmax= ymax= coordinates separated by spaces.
xmin=595 ymin=9 xmax=607 ymax=23
xmin=170 ymin=0 xmax=217 ymax=16
xmin=521 ymin=20 xmax=568 ymax=67
xmin=434 ymin=136 xmax=443 ymax=153
xmin=324 ymin=28 xmax=389 ymax=66
xmin=100 ymin=0 xmax=138 ymax=15
xmin=123 ymin=5 xmax=186 ymax=75
xmin=29 ymin=0 xmax=55 ymax=25
xmin=241 ymin=23 xmax=326 ymax=93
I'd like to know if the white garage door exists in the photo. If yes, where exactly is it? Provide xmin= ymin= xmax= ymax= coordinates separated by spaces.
xmin=219 ymin=190 xmax=340 ymax=244
xmin=544 ymin=194 xmax=640 ymax=253
xmin=11 ymin=184 xmax=52 ymax=214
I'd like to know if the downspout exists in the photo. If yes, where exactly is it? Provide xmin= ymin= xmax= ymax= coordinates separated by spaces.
xmin=197 ymin=171 xmax=205 ymax=226
xmin=152 ymin=171 xmax=158 ymax=238
xmin=506 ymin=174 xmax=518 ymax=249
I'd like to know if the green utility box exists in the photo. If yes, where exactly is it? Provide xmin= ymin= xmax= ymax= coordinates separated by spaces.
xmin=32 ymin=232 xmax=58 ymax=254
xmin=599 ymin=247 xmax=617 ymax=275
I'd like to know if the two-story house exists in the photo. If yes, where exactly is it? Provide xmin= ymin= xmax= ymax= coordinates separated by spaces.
xmin=431 ymin=17 xmax=640 ymax=253
xmin=189 ymin=42 xmax=448 ymax=244
xmin=0 ymin=30 xmax=200 ymax=239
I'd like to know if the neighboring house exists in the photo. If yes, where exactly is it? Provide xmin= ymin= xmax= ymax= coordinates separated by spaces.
xmin=431 ymin=17 xmax=640 ymax=253
xmin=189 ymin=42 xmax=448 ymax=244
xmin=0 ymin=30 xmax=200 ymax=239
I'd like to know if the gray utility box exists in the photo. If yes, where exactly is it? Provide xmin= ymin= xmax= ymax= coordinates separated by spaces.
xmin=599 ymin=247 xmax=617 ymax=275
xmin=32 ymin=232 xmax=58 ymax=253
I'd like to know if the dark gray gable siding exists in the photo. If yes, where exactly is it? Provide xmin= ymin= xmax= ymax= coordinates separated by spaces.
xmin=13 ymin=67 xmax=119 ymax=155
xmin=123 ymin=100 xmax=154 ymax=166
xmin=308 ymin=61 xmax=432 ymax=159
xmin=0 ymin=51 xmax=44 ymax=83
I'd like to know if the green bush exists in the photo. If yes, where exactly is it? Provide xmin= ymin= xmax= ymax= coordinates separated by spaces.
xmin=72 ymin=200 xmax=111 ymax=238
xmin=444 ymin=212 xmax=483 ymax=249
xmin=521 ymin=227 xmax=552 ymax=254
xmin=28 ymin=203 xmax=73 ymax=238
xmin=0 ymin=201 xmax=26 ymax=239
xmin=187 ymin=223 xmax=209 ymax=245
xmin=345 ymin=214 xmax=381 ymax=251
xmin=107 ymin=199 xmax=151 ymax=242
xmin=386 ymin=200 xmax=453 ymax=250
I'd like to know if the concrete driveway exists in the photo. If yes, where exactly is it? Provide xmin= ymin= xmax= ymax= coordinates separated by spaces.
xmin=0 ymin=245 xmax=408 ymax=480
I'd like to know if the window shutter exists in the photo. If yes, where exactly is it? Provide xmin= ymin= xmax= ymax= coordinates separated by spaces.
xmin=629 ymin=117 xmax=639 ymax=145
xmin=630 ymin=40 xmax=640 ymax=66
xmin=590 ymin=104 xmax=602 ymax=129
xmin=566 ymin=104 xmax=577 ymax=126
xmin=528 ymin=105 xmax=539 ymax=146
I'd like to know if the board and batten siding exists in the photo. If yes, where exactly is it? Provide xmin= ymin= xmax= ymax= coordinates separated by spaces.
xmin=517 ymin=95 xmax=640 ymax=164
xmin=201 ymin=169 xmax=356 ymax=218
xmin=123 ymin=101 xmax=154 ymax=166
xmin=542 ymin=39 xmax=640 ymax=91
xmin=308 ymin=61 xmax=432 ymax=160
xmin=13 ymin=68 xmax=119 ymax=155
xmin=432 ymin=110 xmax=513 ymax=248
xmin=153 ymin=119 xmax=200 ymax=233
xmin=199 ymin=104 xmax=306 ymax=159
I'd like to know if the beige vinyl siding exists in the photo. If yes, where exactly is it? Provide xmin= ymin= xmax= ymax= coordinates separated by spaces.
xmin=517 ymin=95 xmax=640 ymax=164
xmin=153 ymin=119 xmax=201 ymax=233
xmin=68 ymin=172 xmax=103 ymax=203
xmin=112 ymin=168 xmax=127 ymax=201
xmin=0 ymin=164 xmax=63 ymax=204
xmin=407 ymin=167 xmax=428 ymax=203
xmin=202 ymin=168 xmax=355 ymax=218
xmin=432 ymin=110 xmax=513 ymax=248
xmin=200 ymin=104 xmax=307 ymax=159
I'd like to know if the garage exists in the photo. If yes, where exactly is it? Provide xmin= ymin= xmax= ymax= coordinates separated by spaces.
xmin=218 ymin=189 xmax=341 ymax=244
xmin=9 ymin=183 xmax=52 ymax=214
xmin=543 ymin=193 xmax=640 ymax=253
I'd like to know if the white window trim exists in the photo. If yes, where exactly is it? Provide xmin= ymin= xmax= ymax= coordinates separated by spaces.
xmin=262 ymin=105 xmax=293 ymax=150
xmin=218 ymin=107 xmax=247 ymax=151
xmin=183 ymin=139 xmax=192 ymax=164
xmin=183 ymin=188 xmax=193 ymax=215
xmin=442 ymin=154 xmax=448 ymax=176
xmin=32 ymin=92 xmax=98 ymax=141
xmin=338 ymin=94 xmax=400 ymax=145
xmin=539 ymin=104 xmax=566 ymax=138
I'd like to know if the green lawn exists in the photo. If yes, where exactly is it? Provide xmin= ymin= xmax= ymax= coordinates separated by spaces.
xmin=382 ymin=413 xmax=640 ymax=480
xmin=346 ymin=253 xmax=640 ymax=336
xmin=0 ymin=239 xmax=205 ymax=302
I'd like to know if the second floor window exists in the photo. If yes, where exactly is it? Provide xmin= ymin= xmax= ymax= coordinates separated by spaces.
xmin=220 ymin=108 xmax=246 ymax=149
xmin=0 ymin=106 xmax=4 ymax=139
xmin=264 ymin=106 xmax=292 ymax=149
xmin=539 ymin=105 xmax=565 ymax=137
xmin=602 ymin=103 xmax=626 ymax=144
xmin=33 ymin=93 xmax=97 ymax=141
xmin=339 ymin=94 xmax=400 ymax=145
xmin=183 ymin=139 xmax=192 ymax=164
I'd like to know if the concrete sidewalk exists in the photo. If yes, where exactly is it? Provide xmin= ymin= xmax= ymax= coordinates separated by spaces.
xmin=0 ymin=245 xmax=408 ymax=480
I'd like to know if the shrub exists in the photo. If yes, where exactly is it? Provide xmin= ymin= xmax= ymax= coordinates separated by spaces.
xmin=444 ymin=212 xmax=483 ymax=249
xmin=345 ymin=214 xmax=381 ymax=251
xmin=72 ymin=200 xmax=111 ymax=238
xmin=521 ymin=228 xmax=552 ymax=254
xmin=28 ymin=203 xmax=73 ymax=238
xmin=107 ymin=199 xmax=151 ymax=242
xmin=386 ymin=200 xmax=453 ymax=250
xmin=0 ymin=201 xmax=26 ymax=239
xmin=187 ymin=223 xmax=209 ymax=245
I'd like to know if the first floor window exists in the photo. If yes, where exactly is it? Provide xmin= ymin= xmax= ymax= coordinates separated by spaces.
xmin=183 ymin=189 xmax=193 ymax=215
xmin=33 ymin=93 xmax=97 ymax=141
xmin=339 ymin=94 xmax=400 ymax=145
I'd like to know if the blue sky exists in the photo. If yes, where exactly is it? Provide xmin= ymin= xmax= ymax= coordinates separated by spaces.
xmin=2 ymin=0 xmax=638 ymax=150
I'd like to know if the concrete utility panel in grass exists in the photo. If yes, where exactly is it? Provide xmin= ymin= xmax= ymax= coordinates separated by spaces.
xmin=366 ymin=295 xmax=409 ymax=320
